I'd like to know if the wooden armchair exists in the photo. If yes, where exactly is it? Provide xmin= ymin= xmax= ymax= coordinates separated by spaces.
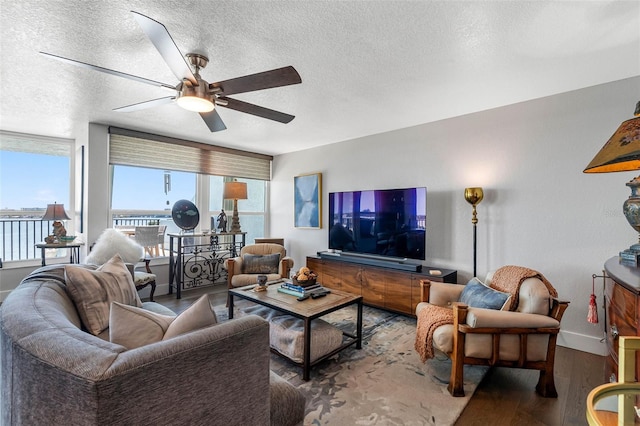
xmin=417 ymin=272 xmax=569 ymax=398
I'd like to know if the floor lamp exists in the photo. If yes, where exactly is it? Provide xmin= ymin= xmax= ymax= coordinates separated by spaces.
xmin=464 ymin=187 xmax=484 ymax=277
xmin=223 ymin=180 xmax=248 ymax=233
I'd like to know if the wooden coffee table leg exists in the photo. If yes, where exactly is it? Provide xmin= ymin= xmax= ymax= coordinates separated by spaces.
xmin=303 ymin=317 xmax=311 ymax=381
xmin=228 ymin=294 xmax=235 ymax=320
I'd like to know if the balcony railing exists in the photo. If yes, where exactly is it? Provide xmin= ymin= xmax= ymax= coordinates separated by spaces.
xmin=0 ymin=211 xmax=174 ymax=265
xmin=0 ymin=218 xmax=54 ymax=263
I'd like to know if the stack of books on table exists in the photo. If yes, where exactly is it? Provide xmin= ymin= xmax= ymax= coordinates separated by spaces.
xmin=277 ymin=281 xmax=323 ymax=297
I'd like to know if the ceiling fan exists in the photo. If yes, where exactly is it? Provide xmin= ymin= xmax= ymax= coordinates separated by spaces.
xmin=40 ymin=11 xmax=302 ymax=132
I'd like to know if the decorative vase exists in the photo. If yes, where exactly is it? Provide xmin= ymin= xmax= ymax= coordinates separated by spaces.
xmin=623 ymin=176 xmax=640 ymax=251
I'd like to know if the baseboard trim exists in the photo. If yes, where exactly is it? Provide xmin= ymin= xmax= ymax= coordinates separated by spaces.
xmin=558 ymin=329 xmax=606 ymax=356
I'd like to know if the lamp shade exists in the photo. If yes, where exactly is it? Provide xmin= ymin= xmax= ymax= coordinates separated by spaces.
xmin=41 ymin=203 xmax=70 ymax=221
xmin=464 ymin=187 xmax=484 ymax=206
xmin=223 ymin=181 xmax=248 ymax=200
xmin=584 ymin=102 xmax=640 ymax=173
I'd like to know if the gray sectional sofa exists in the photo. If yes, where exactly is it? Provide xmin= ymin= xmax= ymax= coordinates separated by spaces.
xmin=0 ymin=264 xmax=305 ymax=425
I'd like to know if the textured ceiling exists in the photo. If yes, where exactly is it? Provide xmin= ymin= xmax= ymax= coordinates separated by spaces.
xmin=1 ymin=1 xmax=639 ymax=156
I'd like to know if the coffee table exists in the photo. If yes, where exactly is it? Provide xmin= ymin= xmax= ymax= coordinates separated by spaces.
xmin=228 ymin=284 xmax=363 ymax=380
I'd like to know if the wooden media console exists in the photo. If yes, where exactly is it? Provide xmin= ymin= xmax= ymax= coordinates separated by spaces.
xmin=306 ymin=253 xmax=456 ymax=316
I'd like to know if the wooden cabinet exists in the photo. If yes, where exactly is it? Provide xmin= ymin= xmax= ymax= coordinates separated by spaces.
xmin=307 ymin=255 xmax=456 ymax=316
xmin=604 ymin=256 xmax=640 ymax=382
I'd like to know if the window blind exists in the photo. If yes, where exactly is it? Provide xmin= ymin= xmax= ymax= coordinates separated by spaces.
xmin=108 ymin=127 xmax=272 ymax=180
xmin=0 ymin=130 xmax=73 ymax=156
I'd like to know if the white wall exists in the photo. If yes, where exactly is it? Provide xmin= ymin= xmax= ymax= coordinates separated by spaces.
xmin=271 ymin=76 xmax=640 ymax=355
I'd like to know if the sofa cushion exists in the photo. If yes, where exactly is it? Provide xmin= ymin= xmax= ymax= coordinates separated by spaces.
xmin=109 ymin=295 xmax=217 ymax=349
xmin=110 ymin=301 xmax=175 ymax=348
xmin=163 ymin=294 xmax=218 ymax=340
xmin=242 ymin=253 xmax=281 ymax=274
xmin=64 ymin=254 xmax=142 ymax=335
xmin=459 ymin=277 xmax=511 ymax=311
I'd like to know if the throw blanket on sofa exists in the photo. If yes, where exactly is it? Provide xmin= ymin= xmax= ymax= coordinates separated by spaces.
xmin=415 ymin=304 xmax=453 ymax=362
xmin=490 ymin=265 xmax=558 ymax=311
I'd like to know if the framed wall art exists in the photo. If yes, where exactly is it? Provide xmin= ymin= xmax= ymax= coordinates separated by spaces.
xmin=294 ymin=172 xmax=322 ymax=228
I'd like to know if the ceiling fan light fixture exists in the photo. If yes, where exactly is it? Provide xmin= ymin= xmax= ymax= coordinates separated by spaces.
xmin=177 ymin=95 xmax=214 ymax=112
xmin=176 ymin=80 xmax=215 ymax=112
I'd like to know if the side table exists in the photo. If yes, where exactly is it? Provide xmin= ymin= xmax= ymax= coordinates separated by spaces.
xmin=35 ymin=242 xmax=84 ymax=267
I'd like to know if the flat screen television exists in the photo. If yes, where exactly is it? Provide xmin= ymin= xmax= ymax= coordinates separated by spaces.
xmin=328 ymin=187 xmax=426 ymax=261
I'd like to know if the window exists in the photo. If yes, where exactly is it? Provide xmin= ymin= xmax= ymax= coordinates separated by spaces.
xmin=209 ymin=176 xmax=266 ymax=244
xmin=108 ymin=127 xmax=271 ymax=256
xmin=111 ymin=166 xmax=196 ymax=244
xmin=0 ymin=131 xmax=74 ymax=263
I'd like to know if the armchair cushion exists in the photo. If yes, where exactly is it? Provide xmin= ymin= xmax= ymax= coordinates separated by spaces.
xmin=465 ymin=306 xmax=560 ymax=329
xmin=242 ymin=253 xmax=281 ymax=274
xmin=110 ymin=295 xmax=217 ymax=349
xmin=428 ymin=282 xmax=465 ymax=306
xmin=64 ymin=254 xmax=142 ymax=335
xmin=486 ymin=271 xmax=552 ymax=315
xmin=459 ymin=278 xmax=511 ymax=311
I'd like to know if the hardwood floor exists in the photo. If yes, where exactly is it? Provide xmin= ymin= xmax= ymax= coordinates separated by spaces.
xmin=153 ymin=287 xmax=605 ymax=426
xmin=457 ymin=345 xmax=604 ymax=425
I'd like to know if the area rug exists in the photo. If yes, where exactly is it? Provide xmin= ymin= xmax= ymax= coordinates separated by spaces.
xmin=215 ymin=303 xmax=488 ymax=426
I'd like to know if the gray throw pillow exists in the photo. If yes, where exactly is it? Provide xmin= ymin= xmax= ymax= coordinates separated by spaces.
xmin=64 ymin=254 xmax=142 ymax=335
xmin=459 ymin=277 xmax=511 ymax=310
xmin=242 ymin=253 xmax=281 ymax=274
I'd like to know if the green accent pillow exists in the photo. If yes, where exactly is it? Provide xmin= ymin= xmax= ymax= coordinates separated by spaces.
xmin=459 ymin=277 xmax=511 ymax=310
xmin=242 ymin=253 xmax=281 ymax=274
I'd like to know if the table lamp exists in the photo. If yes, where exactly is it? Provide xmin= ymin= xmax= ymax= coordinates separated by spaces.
xmin=584 ymin=101 xmax=640 ymax=264
xmin=223 ymin=180 xmax=248 ymax=233
xmin=464 ymin=187 xmax=484 ymax=277
xmin=42 ymin=202 xmax=71 ymax=242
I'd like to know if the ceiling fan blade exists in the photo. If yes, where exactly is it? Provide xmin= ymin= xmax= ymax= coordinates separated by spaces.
xmin=218 ymin=97 xmax=295 ymax=123
xmin=211 ymin=66 xmax=302 ymax=96
xmin=200 ymin=110 xmax=227 ymax=132
xmin=40 ymin=52 xmax=176 ymax=90
xmin=131 ymin=11 xmax=197 ymax=85
xmin=113 ymin=96 xmax=176 ymax=112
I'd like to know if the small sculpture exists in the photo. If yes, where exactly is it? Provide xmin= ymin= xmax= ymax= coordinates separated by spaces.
xmin=255 ymin=275 xmax=268 ymax=292
xmin=216 ymin=210 xmax=227 ymax=233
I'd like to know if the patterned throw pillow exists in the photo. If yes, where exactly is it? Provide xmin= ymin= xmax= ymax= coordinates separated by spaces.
xmin=64 ymin=254 xmax=142 ymax=335
xmin=459 ymin=277 xmax=511 ymax=311
xmin=242 ymin=253 xmax=281 ymax=274
xmin=110 ymin=294 xmax=218 ymax=349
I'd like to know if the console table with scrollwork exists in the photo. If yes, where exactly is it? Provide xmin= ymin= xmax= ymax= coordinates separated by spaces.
xmin=168 ymin=232 xmax=246 ymax=299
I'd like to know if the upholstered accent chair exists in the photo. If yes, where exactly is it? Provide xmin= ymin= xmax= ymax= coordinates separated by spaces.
xmin=134 ymin=258 xmax=157 ymax=302
xmin=225 ymin=243 xmax=294 ymax=294
xmin=416 ymin=270 xmax=569 ymax=397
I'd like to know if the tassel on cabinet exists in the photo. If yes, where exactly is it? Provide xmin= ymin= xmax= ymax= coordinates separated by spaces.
xmin=587 ymin=274 xmax=598 ymax=324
